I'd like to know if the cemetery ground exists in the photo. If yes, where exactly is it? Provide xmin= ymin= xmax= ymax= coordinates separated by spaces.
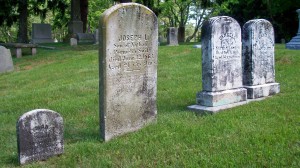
xmin=0 ymin=43 xmax=299 ymax=167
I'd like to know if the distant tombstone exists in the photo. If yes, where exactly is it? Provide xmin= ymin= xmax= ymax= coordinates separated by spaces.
xmin=188 ymin=16 xmax=247 ymax=113
xmin=167 ymin=27 xmax=178 ymax=46
xmin=75 ymin=33 xmax=95 ymax=43
xmin=99 ymin=3 xmax=158 ymax=141
xmin=94 ymin=29 xmax=99 ymax=44
xmin=242 ymin=19 xmax=280 ymax=99
xmin=17 ymin=109 xmax=64 ymax=165
xmin=286 ymin=9 xmax=300 ymax=49
xmin=0 ymin=46 xmax=14 ymax=73
xmin=70 ymin=38 xmax=77 ymax=46
xmin=32 ymin=23 xmax=54 ymax=43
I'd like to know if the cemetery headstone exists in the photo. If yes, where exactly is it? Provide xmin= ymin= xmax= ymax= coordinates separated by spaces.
xmin=242 ymin=19 xmax=280 ymax=99
xmin=94 ymin=29 xmax=99 ymax=44
xmin=17 ymin=109 xmax=64 ymax=165
xmin=167 ymin=27 xmax=178 ymax=46
xmin=99 ymin=3 xmax=158 ymax=141
xmin=188 ymin=16 xmax=247 ymax=113
xmin=70 ymin=38 xmax=77 ymax=46
xmin=75 ymin=33 xmax=95 ymax=43
xmin=31 ymin=23 xmax=54 ymax=43
xmin=286 ymin=9 xmax=300 ymax=49
xmin=0 ymin=46 xmax=14 ymax=73
xmin=68 ymin=0 xmax=83 ymax=35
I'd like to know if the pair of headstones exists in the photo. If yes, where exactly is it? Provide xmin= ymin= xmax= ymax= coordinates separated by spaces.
xmin=188 ymin=16 xmax=280 ymax=113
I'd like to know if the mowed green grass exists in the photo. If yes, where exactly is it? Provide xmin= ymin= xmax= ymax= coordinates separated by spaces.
xmin=0 ymin=43 xmax=299 ymax=167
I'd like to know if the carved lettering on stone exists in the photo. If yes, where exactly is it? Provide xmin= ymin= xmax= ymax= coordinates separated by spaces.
xmin=17 ymin=109 xmax=63 ymax=165
xmin=99 ymin=3 xmax=158 ymax=141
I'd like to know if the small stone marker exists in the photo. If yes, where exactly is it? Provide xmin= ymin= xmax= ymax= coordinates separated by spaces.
xmin=17 ymin=109 xmax=63 ymax=165
xmin=94 ymin=29 xmax=99 ymax=44
xmin=242 ymin=19 xmax=280 ymax=99
xmin=99 ymin=3 xmax=158 ymax=141
xmin=167 ymin=27 xmax=178 ymax=46
xmin=188 ymin=16 xmax=247 ymax=113
xmin=70 ymin=38 xmax=77 ymax=46
xmin=0 ymin=46 xmax=14 ymax=73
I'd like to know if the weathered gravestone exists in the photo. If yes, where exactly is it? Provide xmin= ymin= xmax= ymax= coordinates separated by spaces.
xmin=17 ymin=109 xmax=63 ymax=165
xmin=242 ymin=19 xmax=280 ymax=99
xmin=94 ymin=29 xmax=99 ymax=44
xmin=167 ymin=27 xmax=178 ymax=46
xmin=188 ymin=16 xmax=247 ymax=113
xmin=70 ymin=38 xmax=77 ymax=46
xmin=286 ymin=9 xmax=300 ymax=49
xmin=32 ymin=23 xmax=54 ymax=43
xmin=0 ymin=46 xmax=14 ymax=73
xmin=99 ymin=3 xmax=158 ymax=141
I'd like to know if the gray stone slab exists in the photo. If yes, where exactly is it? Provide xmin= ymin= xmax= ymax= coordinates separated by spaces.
xmin=99 ymin=3 xmax=158 ymax=141
xmin=32 ymin=23 xmax=54 ymax=43
xmin=188 ymin=101 xmax=248 ymax=114
xmin=167 ymin=27 xmax=178 ymax=46
xmin=244 ymin=83 xmax=280 ymax=99
xmin=286 ymin=9 xmax=300 ymax=49
xmin=17 ymin=109 xmax=63 ymax=165
xmin=75 ymin=33 xmax=95 ymax=43
xmin=242 ymin=19 xmax=280 ymax=99
xmin=0 ymin=46 xmax=14 ymax=73
xmin=191 ymin=16 xmax=246 ymax=111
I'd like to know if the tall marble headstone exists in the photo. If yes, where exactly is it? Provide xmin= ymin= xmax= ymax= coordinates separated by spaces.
xmin=0 ymin=46 xmax=14 ymax=73
xmin=167 ymin=27 xmax=178 ymax=46
xmin=99 ymin=3 xmax=158 ymax=141
xmin=31 ymin=23 xmax=54 ymax=43
xmin=188 ymin=16 xmax=247 ymax=113
xmin=68 ymin=0 xmax=83 ymax=35
xmin=242 ymin=19 xmax=280 ymax=99
xmin=17 ymin=109 xmax=64 ymax=165
xmin=286 ymin=9 xmax=300 ymax=49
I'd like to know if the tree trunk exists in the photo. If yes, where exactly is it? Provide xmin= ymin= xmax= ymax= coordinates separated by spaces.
xmin=80 ymin=0 xmax=88 ymax=33
xmin=17 ymin=0 xmax=28 ymax=43
xmin=178 ymin=26 xmax=185 ymax=43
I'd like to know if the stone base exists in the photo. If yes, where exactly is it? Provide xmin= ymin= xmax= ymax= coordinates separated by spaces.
xmin=244 ymin=83 xmax=280 ymax=99
xmin=187 ymin=101 xmax=248 ymax=114
xmin=196 ymin=88 xmax=247 ymax=107
xmin=286 ymin=35 xmax=300 ymax=49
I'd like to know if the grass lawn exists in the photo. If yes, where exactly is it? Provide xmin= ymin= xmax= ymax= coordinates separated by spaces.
xmin=0 ymin=43 xmax=299 ymax=167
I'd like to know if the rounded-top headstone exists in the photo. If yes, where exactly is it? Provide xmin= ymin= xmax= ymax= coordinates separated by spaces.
xmin=99 ymin=3 xmax=158 ymax=141
xmin=201 ymin=16 xmax=242 ymax=92
xmin=17 ymin=109 xmax=63 ymax=165
xmin=242 ymin=19 xmax=275 ymax=85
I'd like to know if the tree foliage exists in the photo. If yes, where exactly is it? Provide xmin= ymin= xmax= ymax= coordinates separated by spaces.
xmin=218 ymin=0 xmax=300 ymax=42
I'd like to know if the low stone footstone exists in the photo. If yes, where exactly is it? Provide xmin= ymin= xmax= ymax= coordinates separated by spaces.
xmin=17 ymin=109 xmax=64 ymax=165
xmin=70 ymin=38 xmax=77 ymax=46
xmin=167 ymin=27 xmax=178 ymax=46
xmin=242 ymin=19 xmax=280 ymax=99
xmin=188 ymin=16 xmax=247 ymax=114
xmin=99 ymin=3 xmax=158 ymax=141
xmin=0 ymin=46 xmax=14 ymax=73
xmin=286 ymin=9 xmax=300 ymax=49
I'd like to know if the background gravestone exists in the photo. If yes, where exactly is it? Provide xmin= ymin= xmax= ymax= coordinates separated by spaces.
xmin=188 ymin=16 xmax=247 ymax=113
xmin=242 ymin=19 xmax=280 ymax=99
xmin=0 ymin=46 xmax=14 ymax=73
xmin=286 ymin=9 xmax=300 ymax=49
xmin=31 ymin=23 xmax=54 ymax=43
xmin=99 ymin=3 xmax=158 ymax=141
xmin=17 ymin=109 xmax=63 ymax=165
xmin=167 ymin=27 xmax=178 ymax=46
